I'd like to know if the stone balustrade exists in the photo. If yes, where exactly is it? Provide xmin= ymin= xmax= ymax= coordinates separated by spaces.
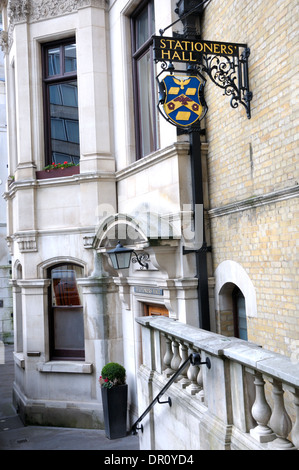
xmin=135 ymin=316 xmax=299 ymax=450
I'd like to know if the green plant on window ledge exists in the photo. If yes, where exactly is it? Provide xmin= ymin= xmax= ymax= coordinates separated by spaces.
xmin=43 ymin=161 xmax=79 ymax=171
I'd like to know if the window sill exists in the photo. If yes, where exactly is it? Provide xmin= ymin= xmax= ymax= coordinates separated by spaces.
xmin=14 ymin=352 xmax=25 ymax=369
xmin=37 ymin=360 xmax=93 ymax=374
xmin=36 ymin=166 xmax=80 ymax=179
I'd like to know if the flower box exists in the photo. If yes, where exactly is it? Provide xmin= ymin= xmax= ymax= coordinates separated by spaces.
xmin=36 ymin=165 xmax=80 ymax=179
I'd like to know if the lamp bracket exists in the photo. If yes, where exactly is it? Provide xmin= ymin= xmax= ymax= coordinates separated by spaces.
xmin=132 ymin=251 xmax=149 ymax=270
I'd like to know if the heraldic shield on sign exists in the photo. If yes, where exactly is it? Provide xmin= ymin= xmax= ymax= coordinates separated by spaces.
xmin=160 ymin=75 xmax=206 ymax=128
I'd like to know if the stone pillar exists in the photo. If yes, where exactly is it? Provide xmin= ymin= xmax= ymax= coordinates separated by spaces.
xmin=76 ymin=3 xmax=117 ymax=230
xmin=11 ymin=280 xmax=22 ymax=352
xmin=18 ymin=280 xmax=50 ymax=356
xmin=77 ymin=275 xmax=119 ymax=402
xmin=17 ymin=279 xmax=50 ymax=398
xmin=199 ymin=352 xmax=233 ymax=449
xmin=13 ymin=21 xmax=36 ymax=181
xmin=76 ymin=3 xmax=114 ymax=174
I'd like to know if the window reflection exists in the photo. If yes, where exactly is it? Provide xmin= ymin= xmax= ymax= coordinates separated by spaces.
xmin=136 ymin=51 xmax=156 ymax=157
xmin=48 ymin=47 xmax=60 ymax=76
xmin=49 ymin=81 xmax=79 ymax=164
xmin=51 ymin=264 xmax=82 ymax=306
xmin=65 ymin=44 xmax=77 ymax=73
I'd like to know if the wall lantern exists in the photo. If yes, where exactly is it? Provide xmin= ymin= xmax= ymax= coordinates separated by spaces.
xmin=107 ymin=241 xmax=149 ymax=270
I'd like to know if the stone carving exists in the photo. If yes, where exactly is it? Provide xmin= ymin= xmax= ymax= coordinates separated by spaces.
xmin=0 ymin=0 xmax=107 ymax=53
xmin=0 ymin=30 xmax=9 ymax=54
xmin=6 ymin=0 xmax=107 ymax=24
xmin=29 ymin=0 xmax=80 ymax=22
xmin=8 ymin=0 xmax=29 ymax=22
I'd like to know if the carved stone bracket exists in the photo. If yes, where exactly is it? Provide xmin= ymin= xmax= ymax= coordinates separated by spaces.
xmin=15 ymin=232 xmax=38 ymax=252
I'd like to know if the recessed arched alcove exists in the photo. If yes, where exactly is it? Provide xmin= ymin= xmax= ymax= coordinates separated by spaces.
xmin=214 ymin=260 xmax=257 ymax=339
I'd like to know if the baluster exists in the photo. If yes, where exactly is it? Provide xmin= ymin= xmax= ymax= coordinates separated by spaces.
xmin=162 ymin=334 xmax=174 ymax=378
xmin=170 ymin=339 xmax=181 ymax=382
xmin=268 ymin=378 xmax=295 ymax=449
xmin=178 ymin=343 xmax=190 ymax=388
xmin=250 ymin=372 xmax=275 ymax=443
xmin=286 ymin=387 xmax=299 ymax=449
xmin=291 ymin=389 xmax=299 ymax=448
xmin=186 ymin=347 xmax=201 ymax=395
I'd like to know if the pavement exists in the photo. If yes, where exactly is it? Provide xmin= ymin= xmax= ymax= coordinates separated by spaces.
xmin=0 ymin=344 xmax=140 ymax=451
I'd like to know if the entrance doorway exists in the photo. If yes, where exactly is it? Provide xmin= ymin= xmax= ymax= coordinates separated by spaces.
xmin=145 ymin=304 xmax=169 ymax=317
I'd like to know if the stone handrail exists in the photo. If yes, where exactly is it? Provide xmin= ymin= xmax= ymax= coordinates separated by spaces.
xmin=136 ymin=316 xmax=299 ymax=450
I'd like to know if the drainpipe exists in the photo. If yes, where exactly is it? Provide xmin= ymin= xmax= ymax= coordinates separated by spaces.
xmin=176 ymin=0 xmax=211 ymax=330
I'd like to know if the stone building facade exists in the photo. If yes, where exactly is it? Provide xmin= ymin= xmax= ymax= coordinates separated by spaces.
xmin=0 ymin=19 xmax=12 ymax=344
xmin=0 ymin=0 xmax=297 ymax=432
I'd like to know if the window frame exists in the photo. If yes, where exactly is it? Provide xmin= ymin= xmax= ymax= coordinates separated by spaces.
xmin=131 ymin=0 xmax=158 ymax=160
xmin=42 ymin=38 xmax=79 ymax=167
xmin=47 ymin=263 xmax=85 ymax=361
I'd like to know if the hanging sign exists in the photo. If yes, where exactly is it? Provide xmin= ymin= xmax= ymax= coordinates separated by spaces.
xmin=154 ymin=35 xmax=252 ymax=121
xmin=162 ymin=75 xmax=205 ymax=127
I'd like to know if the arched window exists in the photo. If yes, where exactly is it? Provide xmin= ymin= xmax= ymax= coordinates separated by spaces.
xmin=48 ymin=263 xmax=84 ymax=360
xmin=232 ymin=287 xmax=248 ymax=340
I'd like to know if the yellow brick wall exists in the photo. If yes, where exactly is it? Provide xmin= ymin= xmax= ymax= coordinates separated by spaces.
xmin=201 ymin=0 xmax=299 ymax=356
xmin=210 ymin=197 xmax=299 ymax=355
xmin=202 ymin=0 xmax=298 ymax=206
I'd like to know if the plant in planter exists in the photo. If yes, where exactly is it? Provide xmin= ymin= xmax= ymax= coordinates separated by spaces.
xmin=99 ymin=362 xmax=127 ymax=439
xmin=36 ymin=161 xmax=80 ymax=179
xmin=44 ymin=161 xmax=78 ymax=171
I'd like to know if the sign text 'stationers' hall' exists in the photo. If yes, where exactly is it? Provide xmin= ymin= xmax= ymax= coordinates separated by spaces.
xmin=153 ymin=36 xmax=246 ymax=63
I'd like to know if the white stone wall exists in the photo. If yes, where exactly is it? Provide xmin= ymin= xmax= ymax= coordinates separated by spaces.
xmin=0 ymin=33 xmax=12 ymax=343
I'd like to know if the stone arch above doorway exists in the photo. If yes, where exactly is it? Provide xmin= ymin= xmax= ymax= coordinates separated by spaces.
xmin=214 ymin=260 xmax=257 ymax=336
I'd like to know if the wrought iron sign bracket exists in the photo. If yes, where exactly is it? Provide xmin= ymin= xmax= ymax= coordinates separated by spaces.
xmin=200 ymin=44 xmax=252 ymax=119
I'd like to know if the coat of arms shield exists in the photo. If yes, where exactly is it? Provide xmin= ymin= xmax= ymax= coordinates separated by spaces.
xmin=161 ymin=75 xmax=206 ymax=128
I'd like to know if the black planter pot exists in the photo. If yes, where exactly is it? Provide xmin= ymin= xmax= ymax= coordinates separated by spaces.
xmin=101 ymin=384 xmax=128 ymax=439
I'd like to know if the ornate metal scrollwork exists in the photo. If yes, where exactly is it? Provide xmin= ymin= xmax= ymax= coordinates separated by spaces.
xmin=201 ymin=48 xmax=252 ymax=119
xmin=131 ymin=252 xmax=150 ymax=270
